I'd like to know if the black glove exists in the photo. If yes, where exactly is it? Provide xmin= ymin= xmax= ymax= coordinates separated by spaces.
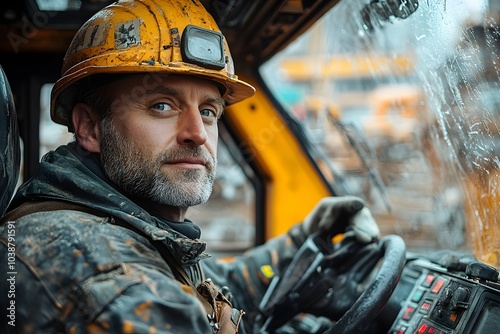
xmin=301 ymin=196 xmax=380 ymax=243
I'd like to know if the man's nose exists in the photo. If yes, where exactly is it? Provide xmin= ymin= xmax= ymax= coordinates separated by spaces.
xmin=176 ymin=109 xmax=208 ymax=145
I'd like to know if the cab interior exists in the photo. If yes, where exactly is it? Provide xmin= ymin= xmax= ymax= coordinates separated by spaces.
xmin=1 ymin=0 xmax=500 ymax=333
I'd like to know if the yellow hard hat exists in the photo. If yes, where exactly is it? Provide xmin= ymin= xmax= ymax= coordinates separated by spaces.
xmin=51 ymin=0 xmax=255 ymax=128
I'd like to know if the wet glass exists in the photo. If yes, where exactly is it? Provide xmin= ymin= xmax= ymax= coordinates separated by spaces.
xmin=261 ymin=0 xmax=500 ymax=266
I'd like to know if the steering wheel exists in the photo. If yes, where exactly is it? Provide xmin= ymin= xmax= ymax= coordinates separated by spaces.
xmin=258 ymin=233 xmax=406 ymax=333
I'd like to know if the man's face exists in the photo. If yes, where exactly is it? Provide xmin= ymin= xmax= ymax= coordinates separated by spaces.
xmin=99 ymin=74 xmax=224 ymax=208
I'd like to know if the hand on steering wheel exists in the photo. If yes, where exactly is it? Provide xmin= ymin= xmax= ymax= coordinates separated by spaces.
xmin=257 ymin=196 xmax=406 ymax=333
xmin=293 ymin=196 xmax=380 ymax=248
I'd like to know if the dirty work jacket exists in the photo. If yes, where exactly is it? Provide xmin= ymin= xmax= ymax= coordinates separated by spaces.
xmin=0 ymin=144 xmax=300 ymax=333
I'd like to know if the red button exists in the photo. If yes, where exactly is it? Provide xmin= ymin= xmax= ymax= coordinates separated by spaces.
xmin=431 ymin=279 xmax=445 ymax=294
xmin=423 ymin=274 xmax=435 ymax=287
xmin=420 ymin=301 xmax=432 ymax=313
xmin=417 ymin=323 xmax=429 ymax=334
xmin=396 ymin=327 xmax=407 ymax=334
xmin=403 ymin=306 xmax=415 ymax=320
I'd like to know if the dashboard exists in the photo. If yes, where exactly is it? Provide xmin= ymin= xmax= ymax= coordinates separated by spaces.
xmin=379 ymin=256 xmax=500 ymax=334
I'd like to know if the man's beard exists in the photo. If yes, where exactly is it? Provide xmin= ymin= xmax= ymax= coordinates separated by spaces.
xmin=99 ymin=117 xmax=216 ymax=207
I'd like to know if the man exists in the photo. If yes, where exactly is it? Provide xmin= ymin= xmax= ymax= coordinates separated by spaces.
xmin=0 ymin=0 xmax=379 ymax=332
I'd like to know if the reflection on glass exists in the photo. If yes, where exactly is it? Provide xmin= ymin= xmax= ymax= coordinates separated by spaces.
xmin=35 ymin=0 xmax=82 ymax=11
xmin=40 ymin=84 xmax=74 ymax=158
xmin=261 ymin=0 xmax=499 ymax=266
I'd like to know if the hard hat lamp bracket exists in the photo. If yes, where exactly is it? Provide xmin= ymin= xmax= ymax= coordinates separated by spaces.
xmin=181 ymin=25 xmax=226 ymax=70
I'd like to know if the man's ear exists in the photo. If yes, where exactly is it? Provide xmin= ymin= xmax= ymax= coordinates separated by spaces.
xmin=72 ymin=103 xmax=101 ymax=153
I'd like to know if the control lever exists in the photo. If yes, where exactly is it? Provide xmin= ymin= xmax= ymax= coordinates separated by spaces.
xmin=466 ymin=261 xmax=500 ymax=282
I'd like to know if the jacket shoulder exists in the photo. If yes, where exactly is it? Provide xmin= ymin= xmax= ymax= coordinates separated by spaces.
xmin=0 ymin=210 xmax=208 ymax=333
xmin=4 ymin=209 xmax=171 ymax=272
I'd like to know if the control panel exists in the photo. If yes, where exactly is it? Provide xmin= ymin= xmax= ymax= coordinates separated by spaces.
xmin=387 ymin=259 xmax=500 ymax=334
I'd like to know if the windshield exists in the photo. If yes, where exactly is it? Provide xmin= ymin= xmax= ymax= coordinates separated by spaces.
xmin=260 ymin=0 xmax=500 ymax=266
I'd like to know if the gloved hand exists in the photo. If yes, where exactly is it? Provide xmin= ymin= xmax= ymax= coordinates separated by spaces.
xmin=302 ymin=196 xmax=380 ymax=244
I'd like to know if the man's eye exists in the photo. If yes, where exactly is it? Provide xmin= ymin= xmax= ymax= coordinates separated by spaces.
xmin=200 ymin=108 xmax=217 ymax=118
xmin=152 ymin=102 xmax=172 ymax=111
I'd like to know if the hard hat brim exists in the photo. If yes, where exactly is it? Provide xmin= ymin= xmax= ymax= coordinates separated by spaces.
xmin=51 ymin=63 xmax=256 ymax=128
